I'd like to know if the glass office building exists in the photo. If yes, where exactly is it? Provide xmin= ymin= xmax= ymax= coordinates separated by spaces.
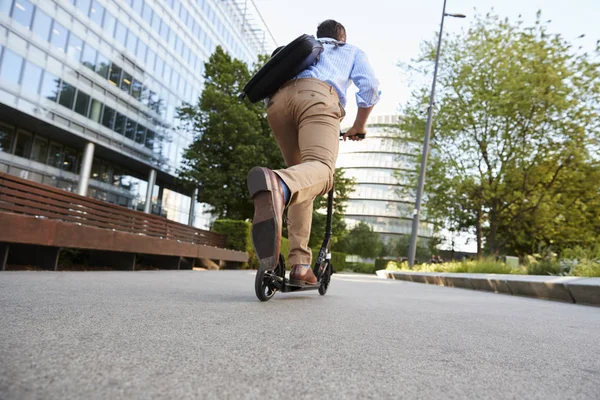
xmin=0 ymin=0 xmax=274 ymax=228
xmin=338 ymin=115 xmax=433 ymax=244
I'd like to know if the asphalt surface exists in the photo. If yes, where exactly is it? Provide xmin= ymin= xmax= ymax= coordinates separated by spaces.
xmin=1 ymin=271 xmax=599 ymax=400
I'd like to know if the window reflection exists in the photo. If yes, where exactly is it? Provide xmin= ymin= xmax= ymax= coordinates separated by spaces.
xmin=0 ymin=124 xmax=15 ymax=153
xmin=74 ymin=90 xmax=90 ymax=116
xmin=20 ymin=60 xmax=42 ymax=95
xmin=114 ymin=113 xmax=126 ymax=135
xmin=32 ymin=7 xmax=52 ymax=40
xmin=31 ymin=136 xmax=48 ymax=163
xmin=89 ymin=0 xmax=104 ymax=26
xmin=81 ymin=43 xmax=97 ymax=71
xmin=125 ymin=118 xmax=136 ymax=140
xmin=0 ymin=48 xmax=23 ymax=84
xmin=89 ymin=98 xmax=102 ymax=122
xmin=14 ymin=131 xmax=32 ymax=158
xmin=40 ymin=71 xmax=59 ymax=101
xmin=95 ymin=52 xmax=110 ymax=78
xmin=58 ymin=80 xmax=76 ymax=109
xmin=11 ymin=0 xmax=34 ymax=29
xmin=50 ymin=21 xmax=68 ymax=52
xmin=67 ymin=33 xmax=84 ymax=62
xmin=101 ymin=105 xmax=115 ymax=129
xmin=75 ymin=0 xmax=91 ymax=15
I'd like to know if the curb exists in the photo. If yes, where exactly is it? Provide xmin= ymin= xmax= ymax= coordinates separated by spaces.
xmin=376 ymin=270 xmax=600 ymax=306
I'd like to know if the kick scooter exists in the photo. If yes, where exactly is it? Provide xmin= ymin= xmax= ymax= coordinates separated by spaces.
xmin=254 ymin=132 xmax=365 ymax=301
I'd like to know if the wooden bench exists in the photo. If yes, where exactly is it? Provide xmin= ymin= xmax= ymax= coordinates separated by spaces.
xmin=0 ymin=172 xmax=247 ymax=270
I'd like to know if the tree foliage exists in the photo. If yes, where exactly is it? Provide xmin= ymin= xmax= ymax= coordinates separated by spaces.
xmin=177 ymin=47 xmax=284 ymax=220
xmin=400 ymin=12 xmax=600 ymax=257
xmin=340 ymin=222 xmax=382 ymax=259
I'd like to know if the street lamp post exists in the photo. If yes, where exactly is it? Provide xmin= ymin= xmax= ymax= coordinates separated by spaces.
xmin=407 ymin=0 xmax=465 ymax=267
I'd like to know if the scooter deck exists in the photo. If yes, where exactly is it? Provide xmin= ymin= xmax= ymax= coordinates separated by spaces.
xmin=280 ymin=280 xmax=321 ymax=293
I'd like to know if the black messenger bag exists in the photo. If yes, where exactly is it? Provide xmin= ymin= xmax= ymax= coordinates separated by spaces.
xmin=240 ymin=34 xmax=323 ymax=103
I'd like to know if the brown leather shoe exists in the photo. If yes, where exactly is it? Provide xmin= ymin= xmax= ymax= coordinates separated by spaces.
xmin=290 ymin=264 xmax=318 ymax=285
xmin=247 ymin=167 xmax=285 ymax=271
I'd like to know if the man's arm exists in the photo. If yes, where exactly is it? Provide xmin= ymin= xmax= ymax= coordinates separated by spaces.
xmin=344 ymin=49 xmax=380 ymax=141
xmin=344 ymin=106 xmax=374 ymax=141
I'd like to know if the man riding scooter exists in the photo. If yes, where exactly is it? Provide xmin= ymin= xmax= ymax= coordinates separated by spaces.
xmin=247 ymin=19 xmax=380 ymax=285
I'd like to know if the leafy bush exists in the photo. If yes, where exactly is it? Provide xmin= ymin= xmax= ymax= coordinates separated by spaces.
xmin=386 ymin=258 xmax=516 ymax=274
xmin=212 ymin=220 xmax=251 ymax=252
xmin=375 ymin=258 xmax=391 ymax=270
xmin=311 ymin=248 xmax=347 ymax=272
xmin=347 ymin=262 xmax=377 ymax=274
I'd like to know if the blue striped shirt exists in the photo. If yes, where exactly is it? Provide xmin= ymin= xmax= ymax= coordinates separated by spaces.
xmin=296 ymin=37 xmax=380 ymax=108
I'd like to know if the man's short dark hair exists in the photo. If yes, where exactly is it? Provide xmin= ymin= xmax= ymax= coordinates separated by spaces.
xmin=316 ymin=20 xmax=346 ymax=41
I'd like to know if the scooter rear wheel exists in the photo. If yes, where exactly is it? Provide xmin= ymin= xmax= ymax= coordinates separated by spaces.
xmin=318 ymin=261 xmax=332 ymax=296
xmin=255 ymin=255 xmax=285 ymax=302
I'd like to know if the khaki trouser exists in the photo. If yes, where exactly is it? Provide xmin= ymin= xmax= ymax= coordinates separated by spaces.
xmin=266 ymin=78 xmax=344 ymax=266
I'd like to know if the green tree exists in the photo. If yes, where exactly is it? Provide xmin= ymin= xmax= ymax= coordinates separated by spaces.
xmin=309 ymin=168 xmax=355 ymax=249
xmin=177 ymin=47 xmax=284 ymax=220
xmin=400 ymin=12 xmax=600 ymax=257
xmin=340 ymin=222 xmax=382 ymax=259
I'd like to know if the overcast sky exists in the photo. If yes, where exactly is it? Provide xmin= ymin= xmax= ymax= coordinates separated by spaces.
xmin=254 ymin=0 xmax=599 ymax=118
xmin=252 ymin=0 xmax=599 ymax=251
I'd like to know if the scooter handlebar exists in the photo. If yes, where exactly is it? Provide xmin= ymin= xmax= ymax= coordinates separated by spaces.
xmin=339 ymin=131 xmax=366 ymax=140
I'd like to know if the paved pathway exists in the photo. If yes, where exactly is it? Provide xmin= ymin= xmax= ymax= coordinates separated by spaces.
xmin=1 ymin=271 xmax=599 ymax=399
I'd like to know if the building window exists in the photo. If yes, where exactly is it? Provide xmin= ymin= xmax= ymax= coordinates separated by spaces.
xmin=81 ymin=43 xmax=97 ymax=71
xmin=75 ymin=0 xmax=91 ymax=15
xmin=109 ymin=63 xmax=121 ymax=86
xmin=13 ymin=130 xmax=33 ymax=158
xmin=89 ymin=0 xmax=104 ymax=26
xmin=136 ymin=40 xmax=147 ymax=62
xmin=144 ymin=129 xmax=154 ymax=150
xmin=0 ymin=124 xmax=16 ymax=153
xmin=95 ymin=52 xmax=110 ymax=78
xmin=67 ymin=33 xmax=84 ymax=62
xmin=142 ymin=3 xmax=152 ymax=25
xmin=120 ymin=70 xmax=132 ymax=94
xmin=74 ymin=90 xmax=90 ymax=116
xmin=58 ymin=80 xmax=76 ymax=109
xmin=101 ymin=105 xmax=115 ymax=129
xmin=31 ymin=136 xmax=48 ymax=163
xmin=114 ymin=21 xmax=127 ymax=46
xmin=89 ymin=98 xmax=102 ymax=122
xmin=0 ymin=48 xmax=23 ymax=84
xmin=50 ymin=21 xmax=69 ymax=53
xmin=47 ymin=142 xmax=63 ymax=168
xmin=155 ymin=56 xmax=164 ymax=77
xmin=11 ymin=0 xmax=34 ymax=29
xmin=20 ymin=60 xmax=42 ymax=95
xmin=62 ymin=147 xmax=79 ymax=173
xmin=159 ymin=21 xmax=169 ymax=43
xmin=135 ymin=124 xmax=145 ymax=144
xmin=40 ymin=70 xmax=60 ymax=101
xmin=125 ymin=31 xmax=137 ymax=55
xmin=151 ymin=11 xmax=161 ymax=32
xmin=146 ymin=49 xmax=156 ymax=71
xmin=131 ymin=79 xmax=143 ymax=100
xmin=31 ymin=7 xmax=52 ymax=40
xmin=131 ymin=0 xmax=143 ymax=15
xmin=125 ymin=118 xmax=136 ymax=140
xmin=113 ymin=113 xmax=126 ymax=135
xmin=102 ymin=10 xmax=115 ymax=36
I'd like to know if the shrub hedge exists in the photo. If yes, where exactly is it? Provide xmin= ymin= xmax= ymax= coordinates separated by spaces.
xmin=213 ymin=219 xmax=347 ymax=271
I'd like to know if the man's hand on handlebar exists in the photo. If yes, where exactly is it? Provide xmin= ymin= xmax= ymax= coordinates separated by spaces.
xmin=342 ymin=126 xmax=366 ymax=141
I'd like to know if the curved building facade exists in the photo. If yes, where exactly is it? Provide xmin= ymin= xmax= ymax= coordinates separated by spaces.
xmin=338 ymin=115 xmax=433 ymax=244
xmin=0 ymin=0 xmax=274 ymax=229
